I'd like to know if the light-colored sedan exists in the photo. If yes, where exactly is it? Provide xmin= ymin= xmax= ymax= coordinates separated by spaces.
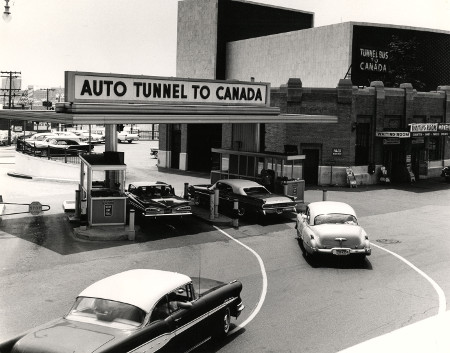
xmin=295 ymin=201 xmax=371 ymax=261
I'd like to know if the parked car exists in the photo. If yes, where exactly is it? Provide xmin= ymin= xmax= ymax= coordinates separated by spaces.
xmin=126 ymin=181 xmax=192 ymax=218
xmin=0 ymin=269 xmax=244 ymax=353
xmin=295 ymin=201 xmax=371 ymax=261
xmin=0 ymin=131 xmax=8 ymax=145
xmin=188 ymin=178 xmax=297 ymax=217
xmin=118 ymin=130 xmax=139 ymax=143
xmin=441 ymin=166 xmax=450 ymax=182
xmin=150 ymin=148 xmax=158 ymax=158
xmin=24 ymin=132 xmax=57 ymax=144
xmin=70 ymin=130 xmax=105 ymax=144
xmin=32 ymin=136 xmax=93 ymax=155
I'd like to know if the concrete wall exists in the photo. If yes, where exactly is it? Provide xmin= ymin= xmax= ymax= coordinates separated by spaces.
xmin=177 ymin=0 xmax=218 ymax=79
xmin=15 ymin=152 xmax=79 ymax=181
xmin=226 ymin=23 xmax=352 ymax=87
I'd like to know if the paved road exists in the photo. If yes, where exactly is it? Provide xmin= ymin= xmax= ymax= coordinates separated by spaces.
xmin=1 ymin=143 xmax=450 ymax=352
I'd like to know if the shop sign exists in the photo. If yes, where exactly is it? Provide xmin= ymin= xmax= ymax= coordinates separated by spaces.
xmin=376 ymin=131 xmax=410 ymax=138
xmin=66 ymin=71 xmax=269 ymax=106
xmin=412 ymin=137 xmax=424 ymax=144
xmin=410 ymin=123 xmax=438 ymax=132
xmin=383 ymin=138 xmax=400 ymax=145
xmin=332 ymin=148 xmax=342 ymax=156
xmin=358 ymin=48 xmax=389 ymax=73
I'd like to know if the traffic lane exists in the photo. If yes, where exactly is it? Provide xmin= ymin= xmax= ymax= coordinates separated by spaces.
xmin=214 ymin=218 xmax=443 ymax=353
xmin=0 ymin=217 xmax=263 ymax=344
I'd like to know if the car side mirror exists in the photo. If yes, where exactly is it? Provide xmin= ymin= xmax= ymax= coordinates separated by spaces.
xmin=178 ymin=302 xmax=193 ymax=309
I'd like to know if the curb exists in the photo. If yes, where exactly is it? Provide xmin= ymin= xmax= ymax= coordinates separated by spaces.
xmin=7 ymin=172 xmax=32 ymax=179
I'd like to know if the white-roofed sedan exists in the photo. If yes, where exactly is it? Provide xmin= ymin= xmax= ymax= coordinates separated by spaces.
xmin=0 ymin=269 xmax=244 ymax=353
xmin=295 ymin=201 xmax=371 ymax=263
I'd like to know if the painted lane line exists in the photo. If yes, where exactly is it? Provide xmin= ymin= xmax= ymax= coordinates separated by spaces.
xmin=213 ymin=225 xmax=267 ymax=334
xmin=371 ymin=242 xmax=446 ymax=314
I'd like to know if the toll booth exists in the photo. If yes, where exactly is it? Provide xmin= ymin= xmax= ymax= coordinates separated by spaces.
xmin=79 ymin=152 xmax=127 ymax=226
xmin=210 ymin=148 xmax=305 ymax=203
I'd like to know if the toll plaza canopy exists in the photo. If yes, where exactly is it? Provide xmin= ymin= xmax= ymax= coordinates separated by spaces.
xmin=0 ymin=71 xmax=338 ymax=125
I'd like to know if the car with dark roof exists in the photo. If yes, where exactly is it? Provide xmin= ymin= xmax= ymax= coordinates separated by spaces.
xmin=188 ymin=178 xmax=297 ymax=217
xmin=126 ymin=181 xmax=192 ymax=218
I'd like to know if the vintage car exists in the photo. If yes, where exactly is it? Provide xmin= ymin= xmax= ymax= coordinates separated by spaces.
xmin=441 ymin=166 xmax=450 ymax=182
xmin=71 ymin=130 xmax=105 ymax=144
xmin=296 ymin=201 xmax=371 ymax=261
xmin=188 ymin=178 xmax=297 ymax=217
xmin=0 ymin=269 xmax=244 ymax=353
xmin=30 ymin=136 xmax=93 ymax=155
xmin=126 ymin=181 xmax=192 ymax=218
xmin=118 ymin=130 xmax=139 ymax=143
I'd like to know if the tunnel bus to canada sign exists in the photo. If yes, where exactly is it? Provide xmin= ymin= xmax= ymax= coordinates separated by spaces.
xmin=65 ymin=71 xmax=269 ymax=106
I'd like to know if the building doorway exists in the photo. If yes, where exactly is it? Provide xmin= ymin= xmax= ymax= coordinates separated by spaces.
xmin=187 ymin=124 xmax=222 ymax=172
xmin=303 ymin=148 xmax=320 ymax=185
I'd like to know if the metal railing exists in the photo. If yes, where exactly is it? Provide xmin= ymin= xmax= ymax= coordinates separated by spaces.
xmin=16 ymin=139 xmax=84 ymax=164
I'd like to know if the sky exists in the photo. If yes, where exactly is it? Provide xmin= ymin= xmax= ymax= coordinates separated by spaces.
xmin=1 ymin=0 xmax=449 ymax=89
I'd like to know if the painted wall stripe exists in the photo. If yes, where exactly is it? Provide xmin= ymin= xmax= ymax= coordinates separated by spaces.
xmin=213 ymin=225 xmax=268 ymax=334
xmin=371 ymin=242 xmax=446 ymax=314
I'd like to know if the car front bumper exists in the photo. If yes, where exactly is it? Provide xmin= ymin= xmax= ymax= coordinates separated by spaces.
xmin=261 ymin=206 xmax=297 ymax=215
xmin=142 ymin=211 xmax=192 ymax=217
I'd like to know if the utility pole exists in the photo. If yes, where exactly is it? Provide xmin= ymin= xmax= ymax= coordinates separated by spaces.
xmin=1 ymin=71 xmax=21 ymax=145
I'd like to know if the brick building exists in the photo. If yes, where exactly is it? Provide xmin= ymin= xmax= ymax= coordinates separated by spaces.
xmin=158 ymin=0 xmax=450 ymax=185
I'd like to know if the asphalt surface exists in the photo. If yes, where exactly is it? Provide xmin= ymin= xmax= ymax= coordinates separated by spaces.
xmin=2 ymin=142 xmax=450 ymax=352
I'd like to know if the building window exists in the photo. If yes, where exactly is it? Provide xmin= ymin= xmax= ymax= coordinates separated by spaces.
xmin=355 ymin=122 xmax=370 ymax=165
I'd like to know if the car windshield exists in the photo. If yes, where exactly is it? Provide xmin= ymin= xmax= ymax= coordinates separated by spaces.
xmin=243 ymin=186 xmax=270 ymax=195
xmin=314 ymin=213 xmax=357 ymax=225
xmin=66 ymin=297 xmax=146 ymax=329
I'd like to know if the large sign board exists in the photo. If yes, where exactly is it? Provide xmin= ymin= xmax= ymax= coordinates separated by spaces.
xmin=65 ymin=71 xmax=269 ymax=106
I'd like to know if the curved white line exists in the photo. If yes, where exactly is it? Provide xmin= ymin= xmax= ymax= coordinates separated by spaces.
xmin=213 ymin=225 xmax=268 ymax=334
xmin=371 ymin=242 xmax=446 ymax=314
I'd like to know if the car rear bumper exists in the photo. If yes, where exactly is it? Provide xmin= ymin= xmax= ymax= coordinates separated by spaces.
xmin=261 ymin=206 xmax=297 ymax=215
xmin=314 ymin=247 xmax=371 ymax=256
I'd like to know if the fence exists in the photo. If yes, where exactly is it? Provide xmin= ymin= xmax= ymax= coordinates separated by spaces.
xmin=16 ymin=139 xmax=83 ymax=164
xmin=138 ymin=130 xmax=159 ymax=141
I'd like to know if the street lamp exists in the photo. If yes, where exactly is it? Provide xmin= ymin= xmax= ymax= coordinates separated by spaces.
xmin=3 ymin=0 xmax=11 ymax=22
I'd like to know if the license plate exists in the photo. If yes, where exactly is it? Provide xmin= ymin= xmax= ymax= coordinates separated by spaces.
xmin=164 ymin=209 xmax=173 ymax=214
xmin=332 ymin=249 xmax=350 ymax=256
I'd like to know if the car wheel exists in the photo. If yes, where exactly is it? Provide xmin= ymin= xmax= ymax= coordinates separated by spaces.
xmin=41 ymin=150 xmax=47 ymax=157
xmin=238 ymin=207 xmax=245 ymax=217
xmin=214 ymin=307 xmax=231 ymax=339
xmin=193 ymin=194 xmax=201 ymax=206
xmin=128 ymin=140 xmax=132 ymax=144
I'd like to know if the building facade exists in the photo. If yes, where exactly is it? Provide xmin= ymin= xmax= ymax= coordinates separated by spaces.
xmin=159 ymin=0 xmax=450 ymax=185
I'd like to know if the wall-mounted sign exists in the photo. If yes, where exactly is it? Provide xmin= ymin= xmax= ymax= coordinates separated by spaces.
xmin=409 ymin=123 xmax=450 ymax=137
xmin=383 ymin=138 xmax=400 ymax=145
xmin=358 ymin=48 xmax=389 ymax=73
xmin=332 ymin=148 xmax=342 ymax=156
xmin=376 ymin=131 xmax=410 ymax=138
xmin=65 ymin=71 xmax=269 ymax=106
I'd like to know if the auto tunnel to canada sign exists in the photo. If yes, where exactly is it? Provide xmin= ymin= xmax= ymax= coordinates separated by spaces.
xmin=65 ymin=71 xmax=269 ymax=106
